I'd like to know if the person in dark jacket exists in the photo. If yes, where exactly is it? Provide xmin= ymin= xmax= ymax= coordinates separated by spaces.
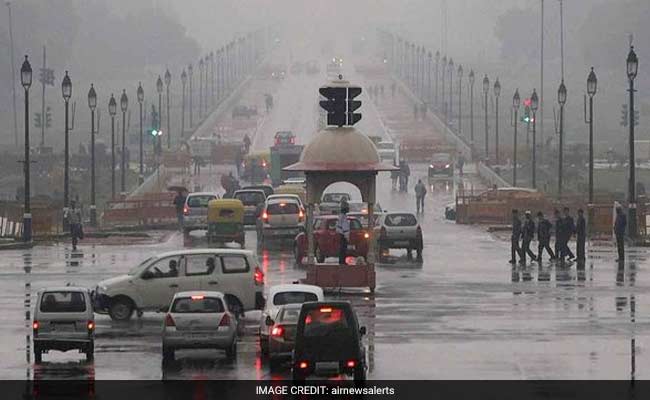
xmin=553 ymin=209 xmax=563 ymax=261
xmin=563 ymin=207 xmax=576 ymax=261
xmin=576 ymin=209 xmax=587 ymax=262
xmin=537 ymin=211 xmax=555 ymax=263
xmin=521 ymin=211 xmax=538 ymax=264
xmin=510 ymin=209 xmax=523 ymax=264
xmin=614 ymin=206 xmax=627 ymax=261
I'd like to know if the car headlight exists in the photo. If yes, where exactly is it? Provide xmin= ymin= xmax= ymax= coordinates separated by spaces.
xmin=445 ymin=164 xmax=451 ymax=168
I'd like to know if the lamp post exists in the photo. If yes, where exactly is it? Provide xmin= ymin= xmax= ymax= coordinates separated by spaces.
xmin=448 ymin=58 xmax=453 ymax=125
xmin=483 ymin=74 xmax=489 ymax=159
xmin=20 ymin=56 xmax=33 ymax=241
xmin=205 ymin=55 xmax=210 ymax=112
xmin=531 ymin=89 xmax=539 ymax=188
xmin=441 ymin=56 xmax=446 ymax=116
xmin=512 ymin=89 xmax=520 ymax=186
xmin=181 ymin=69 xmax=187 ymax=139
xmin=165 ymin=69 xmax=171 ymax=149
xmin=137 ymin=82 xmax=144 ymax=184
xmin=626 ymin=46 xmax=639 ymax=239
xmin=210 ymin=52 xmax=215 ymax=108
xmin=469 ymin=70 xmax=475 ymax=149
xmin=87 ymin=84 xmax=97 ymax=227
xmin=188 ymin=64 xmax=193 ymax=128
xmin=557 ymin=80 xmax=567 ymax=199
xmin=585 ymin=68 xmax=597 ymax=205
xmin=120 ymin=90 xmax=128 ymax=193
xmin=435 ymin=51 xmax=440 ymax=110
xmin=156 ymin=76 xmax=163 ymax=155
xmin=108 ymin=94 xmax=117 ymax=200
xmin=457 ymin=64 xmax=463 ymax=136
xmin=410 ymin=43 xmax=415 ymax=89
xmin=427 ymin=52 xmax=432 ymax=106
xmin=62 ymin=71 xmax=72 ymax=230
xmin=198 ymin=58 xmax=204 ymax=119
xmin=494 ymin=78 xmax=501 ymax=164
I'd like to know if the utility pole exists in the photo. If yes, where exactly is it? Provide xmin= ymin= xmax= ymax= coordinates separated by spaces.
xmin=41 ymin=46 xmax=46 ymax=147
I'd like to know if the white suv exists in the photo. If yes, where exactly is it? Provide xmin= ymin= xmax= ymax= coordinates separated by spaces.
xmin=94 ymin=249 xmax=265 ymax=321
xmin=33 ymin=287 xmax=95 ymax=363
xmin=257 ymin=198 xmax=305 ymax=243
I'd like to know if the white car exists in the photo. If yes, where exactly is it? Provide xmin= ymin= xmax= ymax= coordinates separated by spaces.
xmin=32 ymin=287 xmax=95 ymax=363
xmin=265 ymin=194 xmax=304 ymax=211
xmin=162 ymin=291 xmax=237 ymax=363
xmin=376 ymin=141 xmax=396 ymax=163
xmin=257 ymin=198 xmax=305 ymax=243
xmin=259 ymin=283 xmax=323 ymax=355
xmin=183 ymin=192 xmax=220 ymax=234
xmin=319 ymin=192 xmax=351 ymax=214
xmin=94 ymin=249 xmax=265 ymax=321
xmin=377 ymin=212 xmax=423 ymax=261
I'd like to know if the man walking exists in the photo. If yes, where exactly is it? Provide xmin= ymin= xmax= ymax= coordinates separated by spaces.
xmin=563 ymin=207 xmax=576 ymax=261
xmin=415 ymin=179 xmax=427 ymax=214
xmin=521 ymin=211 xmax=538 ymax=265
xmin=576 ymin=209 xmax=586 ymax=262
xmin=536 ymin=211 xmax=555 ymax=263
xmin=614 ymin=205 xmax=627 ymax=262
xmin=336 ymin=202 xmax=351 ymax=265
xmin=554 ymin=209 xmax=564 ymax=262
xmin=510 ymin=209 xmax=523 ymax=264
xmin=66 ymin=200 xmax=83 ymax=251
xmin=173 ymin=190 xmax=186 ymax=231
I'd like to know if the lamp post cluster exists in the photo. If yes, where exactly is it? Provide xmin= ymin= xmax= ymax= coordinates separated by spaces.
xmin=16 ymin=28 xmax=268 ymax=239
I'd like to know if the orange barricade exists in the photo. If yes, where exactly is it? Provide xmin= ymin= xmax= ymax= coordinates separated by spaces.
xmin=103 ymin=192 xmax=176 ymax=226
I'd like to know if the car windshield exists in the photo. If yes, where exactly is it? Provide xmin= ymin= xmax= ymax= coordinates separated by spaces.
xmin=322 ymin=193 xmax=349 ymax=203
xmin=278 ymin=307 xmax=301 ymax=323
xmin=274 ymin=291 xmax=319 ymax=305
xmin=40 ymin=291 xmax=86 ymax=313
xmin=385 ymin=213 xmax=418 ymax=227
xmin=432 ymin=154 xmax=451 ymax=162
xmin=128 ymin=256 xmax=155 ymax=275
xmin=235 ymin=191 xmax=265 ymax=205
xmin=267 ymin=202 xmax=299 ymax=214
xmin=187 ymin=195 xmax=216 ymax=207
xmin=171 ymin=297 xmax=225 ymax=313
xmin=303 ymin=307 xmax=350 ymax=337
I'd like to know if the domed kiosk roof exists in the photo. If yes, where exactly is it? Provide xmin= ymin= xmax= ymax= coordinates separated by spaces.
xmin=284 ymin=127 xmax=397 ymax=172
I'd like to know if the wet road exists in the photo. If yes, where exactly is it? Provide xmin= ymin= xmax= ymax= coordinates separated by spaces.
xmin=2 ymin=52 xmax=650 ymax=381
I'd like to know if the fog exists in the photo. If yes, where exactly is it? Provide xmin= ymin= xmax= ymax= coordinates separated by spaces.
xmin=0 ymin=0 xmax=647 ymax=152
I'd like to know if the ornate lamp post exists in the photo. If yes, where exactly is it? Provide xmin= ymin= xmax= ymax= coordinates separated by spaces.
xmin=198 ymin=58 xmax=204 ymax=119
xmin=165 ymin=69 xmax=171 ymax=149
xmin=137 ymin=82 xmax=144 ymax=184
xmin=61 ymin=71 xmax=72 ymax=230
xmin=427 ymin=51 xmax=432 ymax=105
xmin=512 ymin=89 xmax=520 ymax=186
xmin=457 ymin=64 xmax=463 ymax=136
xmin=120 ymin=90 xmax=128 ymax=192
xmin=156 ymin=76 xmax=163 ymax=154
xmin=531 ymin=89 xmax=539 ymax=188
xmin=20 ymin=56 xmax=33 ymax=241
xmin=441 ymin=56 xmax=446 ymax=116
xmin=483 ymin=74 xmax=489 ymax=159
xmin=181 ymin=69 xmax=187 ymax=139
xmin=585 ymin=68 xmax=597 ymax=205
xmin=435 ymin=51 xmax=440 ymax=110
xmin=448 ymin=58 xmax=454 ymax=125
xmin=87 ymin=84 xmax=98 ymax=227
xmin=469 ymin=70 xmax=475 ymax=149
xmin=557 ymin=80 xmax=567 ymax=199
xmin=626 ymin=46 xmax=639 ymax=238
xmin=188 ymin=63 xmax=193 ymax=128
xmin=108 ymin=94 xmax=117 ymax=200
xmin=494 ymin=78 xmax=501 ymax=164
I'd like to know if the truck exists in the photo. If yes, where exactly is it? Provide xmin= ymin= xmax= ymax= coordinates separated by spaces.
xmin=270 ymin=131 xmax=304 ymax=187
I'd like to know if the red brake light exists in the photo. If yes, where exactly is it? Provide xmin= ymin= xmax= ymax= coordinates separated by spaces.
xmin=32 ymin=321 xmax=39 ymax=330
xmin=183 ymin=205 xmax=189 ymax=216
xmin=254 ymin=267 xmax=264 ymax=285
xmin=262 ymin=211 xmax=269 ymax=221
xmin=165 ymin=314 xmax=175 ymax=327
xmin=298 ymin=361 xmax=308 ymax=369
xmin=320 ymin=307 xmax=332 ymax=313
xmin=298 ymin=209 xmax=304 ymax=221
xmin=305 ymin=315 xmax=312 ymax=325
xmin=271 ymin=325 xmax=284 ymax=337
xmin=87 ymin=320 xmax=95 ymax=331
xmin=191 ymin=295 xmax=205 ymax=300
xmin=219 ymin=313 xmax=231 ymax=327
xmin=346 ymin=360 xmax=356 ymax=368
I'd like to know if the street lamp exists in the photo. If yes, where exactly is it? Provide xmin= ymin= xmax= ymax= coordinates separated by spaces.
xmin=156 ymin=76 xmax=163 ymax=155
xmin=585 ymin=67 xmax=597 ymax=205
xmin=469 ymin=70 xmax=475 ymax=149
xmin=20 ymin=55 xmax=32 ymax=241
xmin=626 ymin=45 xmax=639 ymax=238
xmin=494 ymin=78 xmax=501 ymax=165
xmin=557 ymin=80 xmax=567 ymax=199
xmin=108 ymin=94 xmax=117 ymax=200
xmin=531 ymin=89 xmax=539 ymax=188
xmin=483 ymin=74 xmax=489 ymax=159
xmin=457 ymin=64 xmax=463 ymax=136
xmin=511 ymin=89 xmax=520 ymax=186
xmin=137 ymin=82 xmax=144 ymax=184
xmin=427 ymin=52 xmax=432 ymax=106
xmin=448 ymin=58 xmax=454 ymax=125
xmin=181 ymin=69 xmax=187 ymax=139
xmin=441 ymin=56 xmax=447 ymax=116
xmin=165 ymin=69 xmax=171 ymax=149
xmin=435 ymin=51 xmax=440 ymax=109
xmin=61 ymin=71 xmax=72 ymax=231
xmin=410 ymin=43 xmax=415 ymax=89
xmin=188 ymin=63 xmax=193 ymax=128
xmin=87 ymin=84 xmax=97 ymax=227
xmin=198 ymin=58 xmax=204 ymax=119
xmin=210 ymin=52 xmax=215 ymax=108
xmin=120 ymin=90 xmax=128 ymax=192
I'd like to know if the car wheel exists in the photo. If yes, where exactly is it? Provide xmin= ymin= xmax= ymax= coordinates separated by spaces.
xmin=354 ymin=364 xmax=366 ymax=383
xmin=162 ymin=346 xmax=175 ymax=363
xmin=315 ymin=246 xmax=325 ymax=263
xmin=108 ymin=297 xmax=134 ymax=321
xmin=85 ymin=341 xmax=94 ymax=362
xmin=260 ymin=337 xmax=269 ymax=356
xmin=226 ymin=341 xmax=237 ymax=360
xmin=294 ymin=244 xmax=303 ymax=266
xmin=34 ymin=345 xmax=42 ymax=364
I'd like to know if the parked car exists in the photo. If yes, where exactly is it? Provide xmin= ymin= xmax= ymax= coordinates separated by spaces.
xmin=265 ymin=304 xmax=302 ymax=370
xmin=292 ymin=301 xmax=367 ymax=381
xmin=257 ymin=197 xmax=305 ymax=243
xmin=183 ymin=192 xmax=219 ymax=234
xmin=376 ymin=141 xmax=396 ymax=163
xmin=274 ymin=131 xmax=296 ymax=146
xmin=259 ymin=284 xmax=324 ymax=356
xmin=294 ymin=215 xmax=370 ymax=265
xmin=428 ymin=152 xmax=454 ymax=177
xmin=32 ymin=287 xmax=95 ymax=363
xmin=377 ymin=212 xmax=423 ymax=261
xmin=319 ymin=192 xmax=351 ymax=214
xmin=162 ymin=291 xmax=237 ymax=363
xmin=233 ymin=189 xmax=267 ymax=225
xmin=94 ymin=249 xmax=265 ymax=321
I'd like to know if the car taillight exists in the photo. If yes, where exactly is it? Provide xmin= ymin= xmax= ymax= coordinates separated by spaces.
xmin=346 ymin=360 xmax=356 ymax=368
xmin=298 ymin=209 xmax=304 ymax=221
xmin=271 ymin=325 xmax=284 ymax=337
xmin=32 ymin=320 xmax=39 ymax=334
xmin=298 ymin=361 xmax=309 ymax=369
xmin=183 ymin=205 xmax=189 ymax=216
xmin=262 ymin=211 xmax=269 ymax=222
xmin=254 ymin=267 xmax=264 ymax=285
xmin=364 ymin=232 xmax=370 ymax=239
xmin=87 ymin=320 xmax=95 ymax=332
xmin=219 ymin=313 xmax=231 ymax=327
xmin=165 ymin=314 xmax=175 ymax=327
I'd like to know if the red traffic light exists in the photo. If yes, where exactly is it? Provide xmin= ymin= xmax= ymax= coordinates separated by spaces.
xmin=523 ymin=98 xmax=532 ymax=107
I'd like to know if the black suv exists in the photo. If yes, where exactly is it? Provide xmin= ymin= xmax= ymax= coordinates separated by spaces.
xmin=292 ymin=301 xmax=366 ymax=381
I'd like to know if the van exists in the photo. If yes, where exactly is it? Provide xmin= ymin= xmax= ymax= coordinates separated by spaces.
xmin=94 ymin=249 xmax=265 ymax=321
xmin=33 ymin=287 xmax=95 ymax=363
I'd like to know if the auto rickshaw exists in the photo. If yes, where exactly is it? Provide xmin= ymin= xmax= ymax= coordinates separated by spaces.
xmin=207 ymin=199 xmax=245 ymax=247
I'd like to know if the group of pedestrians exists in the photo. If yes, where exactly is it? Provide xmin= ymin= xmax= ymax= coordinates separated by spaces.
xmin=391 ymin=160 xmax=411 ymax=192
xmin=510 ymin=207 xmax=587 ymax=266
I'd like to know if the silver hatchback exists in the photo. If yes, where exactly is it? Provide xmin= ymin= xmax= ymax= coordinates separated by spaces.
xmin=183 ymin=192 xmax=219 ymax=234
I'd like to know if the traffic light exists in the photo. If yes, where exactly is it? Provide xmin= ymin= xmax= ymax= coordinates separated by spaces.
xmin=621 ymin=104 xmax=628 ymax=127
xmin=34 ymin=112 xmax=42 ymax=128
xmin=347 ymin=86 xmax=362 ymax=125
xmin=319 ymin=86 xmax=347 ymax=127
xmin=45 ymin=106 xmax=52 ymax=128
xmin=522 ymin=106 xmax=531 ymax=123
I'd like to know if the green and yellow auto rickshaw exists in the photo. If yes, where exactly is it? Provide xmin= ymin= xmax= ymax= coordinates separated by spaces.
xmin=207 ymin=199 xmax=245 ymax=247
